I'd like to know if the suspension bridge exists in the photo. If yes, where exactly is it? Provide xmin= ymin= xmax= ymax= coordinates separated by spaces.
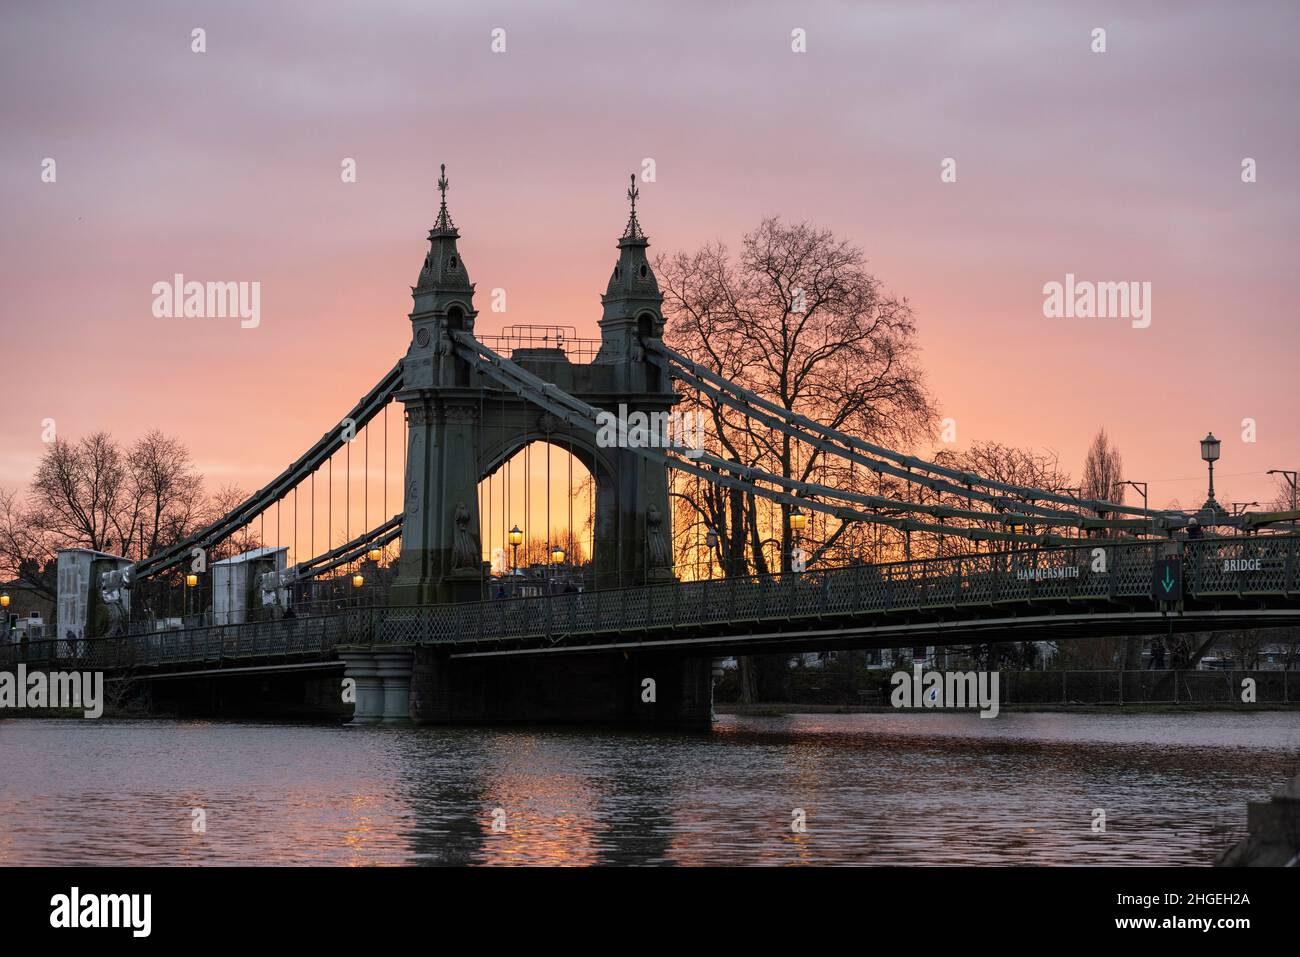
xmin=6 ymin=169 xmax=1299 ymax=727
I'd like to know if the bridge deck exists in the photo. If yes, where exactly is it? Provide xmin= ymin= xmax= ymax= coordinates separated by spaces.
xmin=5 ymin=537 xmax=1298 ymax=672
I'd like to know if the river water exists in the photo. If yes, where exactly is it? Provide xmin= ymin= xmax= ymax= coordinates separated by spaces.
xmin=1 ymin=711 xmax=1296 ymax=865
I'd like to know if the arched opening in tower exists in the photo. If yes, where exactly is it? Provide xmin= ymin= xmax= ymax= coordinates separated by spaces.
xmin=478 ymin=440 xmax=595 ymax=596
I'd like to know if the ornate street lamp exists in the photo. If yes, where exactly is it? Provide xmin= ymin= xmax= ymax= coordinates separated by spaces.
xmin=367 ymin=548 xmax=381 ymax=562
xmin=551 ymin=544 xmax=565 ymax=565
xmin=508 ymin=524 xmax=523 ymax=578
xmin=1200 ymin=432 xmax=1224 ymax=517
xmin=0 ymin=593 xmax=9 ymax=609
xmin=183 ymin=572 xmax=198 ymax=620
xmin=352 ymin=573 xmax=364 ymax=588
xmin=789 ymin=505 xmax=808 ymax=571
xmin=789 ymin=505 xmax=807 ymax=534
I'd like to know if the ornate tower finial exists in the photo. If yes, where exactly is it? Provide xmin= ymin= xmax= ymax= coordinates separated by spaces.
xmin=432 ymin=162 xmax=456 ymax=233
xmin=622 ymin=172 xmax=644 ymax=241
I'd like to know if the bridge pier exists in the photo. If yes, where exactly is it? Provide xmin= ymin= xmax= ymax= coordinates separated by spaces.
xmin=339 ymin=648 xmax=414 ymax=724
xmin=403 ymin=646 xmax=713 ymax=729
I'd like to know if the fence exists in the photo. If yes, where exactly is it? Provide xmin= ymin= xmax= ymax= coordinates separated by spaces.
xmin=1001 ymin=669 xmax=1293 ymax=705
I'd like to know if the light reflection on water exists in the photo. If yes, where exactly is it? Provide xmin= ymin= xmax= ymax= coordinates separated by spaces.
xmin=1 ymin=711 xmax=1296 ymax=865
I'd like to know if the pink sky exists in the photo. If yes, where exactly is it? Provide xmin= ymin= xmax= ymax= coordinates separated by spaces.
xmin=2 ymin=0 xmax=1298 ymax=532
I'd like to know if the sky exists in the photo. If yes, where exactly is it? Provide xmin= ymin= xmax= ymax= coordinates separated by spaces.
xmin=2 ymin=0 xmax=1298 ymax=543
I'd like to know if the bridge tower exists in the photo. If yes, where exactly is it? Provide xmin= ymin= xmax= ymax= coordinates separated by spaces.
xmin=390 ymin=165 xmax=483 ymax=605
xmin=589 ymin=174 xmax=677 ymax=589
xmin=390 ymin=169 xmax=679 ymax=604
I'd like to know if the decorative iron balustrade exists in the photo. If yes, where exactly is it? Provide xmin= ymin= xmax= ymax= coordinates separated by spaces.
xmin=4 ymin=537 xmax=1296 ymax=670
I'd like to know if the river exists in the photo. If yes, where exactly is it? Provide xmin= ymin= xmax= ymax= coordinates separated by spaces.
xmin=2 ymin=711 xmax=1296 ymax=865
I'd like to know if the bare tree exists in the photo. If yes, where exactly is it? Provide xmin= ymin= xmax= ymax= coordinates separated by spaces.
xmin=660 ymin=218 xmax=936 ymax=575
xmin=127 ymin=430 xmax=204 ymax=558
xmin=0 ymin=487 xmax=57 ymax=599
xmin=29 ymin=433 xmax=128 ymax=553
xmin=927 ymin=441 xmax=1074 ymax=557
xmin=1081 ymin=428 xmax=1125 ymax=527
xmin=24 ymin=431 xmax=205 ymax=562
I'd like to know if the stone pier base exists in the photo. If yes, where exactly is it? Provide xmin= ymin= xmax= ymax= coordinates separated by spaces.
xmin=338 ymin=648 xmax=414 ymax=724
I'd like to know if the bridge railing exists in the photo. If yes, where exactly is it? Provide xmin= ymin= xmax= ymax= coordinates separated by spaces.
xmin=0 ymin=611 xmax=363 ymax=671
xmin=354 ymin=536 xmax=1296 ymax=646
xmin=4 ymin=536 xmax=1296 ymax=668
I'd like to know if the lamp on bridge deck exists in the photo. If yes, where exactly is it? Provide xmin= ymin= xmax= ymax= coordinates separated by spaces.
xmin=352 ymin=573 xmax=364 ymax=588
xmin=789 ymin=505 xmax=807 ymax=533
xmin=367 ymin=548 xmax=381 ymax=562
xmin=1 ymin=593 xmax=9 ymax=608
xmin=1201 ymin=432 xmax=1224 ymax=518
xmin=185 ymin=573 xmax=198 ymax=588
xmin=508 ymin=524 xmax=523 ymax=579
xmin=551 ymin=544 xmax=565 ymax=565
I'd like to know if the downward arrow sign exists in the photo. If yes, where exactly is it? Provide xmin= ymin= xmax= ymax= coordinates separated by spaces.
xmin=1162 ymin=569 xmax=1176 ymax=593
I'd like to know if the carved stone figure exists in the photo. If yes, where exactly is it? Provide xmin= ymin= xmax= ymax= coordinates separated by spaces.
xmin=647 ymin=504 xmax=670 ymax=570
xmin=451 ymin=501 xmax=480 ymax=570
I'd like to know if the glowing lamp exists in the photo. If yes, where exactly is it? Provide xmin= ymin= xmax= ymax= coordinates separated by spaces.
xmin=352 ymin=574 xmax=364 ymax=588
xmin=508 ymin=525 xmax=523 ymax=547
xmin=789 ymin=506 xmax=807 ymax=533
xmin=185 ymin=573 xmax=198 ymax=588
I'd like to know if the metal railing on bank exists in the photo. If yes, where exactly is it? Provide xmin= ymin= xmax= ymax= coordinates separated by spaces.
xmin=1000 ymin=669 xmax=1295 ymax=705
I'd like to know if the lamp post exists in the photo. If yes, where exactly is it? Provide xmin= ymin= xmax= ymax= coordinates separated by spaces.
xmin=705 ymin=527 xmax=718 ymax=580
xmin=548 ymin=543 xmax=565 ymax=595
xmin=1200 ymin=432 xmax=1224 ymax=519
xmin=1266 ymin=470 xmax=1298 ymax=532
xmin=184 ymin=572 xmax=198 ymax=621
xmin=1120 ymin=480 xmax=1149 ymax=538
xmin=789 ymin=505 xmax=807 ymax=571
xmin=508 ymin=525 xmax=523 ymax=587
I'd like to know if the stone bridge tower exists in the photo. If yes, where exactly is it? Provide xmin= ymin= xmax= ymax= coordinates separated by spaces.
xmin=390 ymin=170 xmax=678 ymax=605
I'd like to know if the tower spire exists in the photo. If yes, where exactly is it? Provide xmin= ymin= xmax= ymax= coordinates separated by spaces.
xmin=432 ymin=163 xmax=456 ymax=235
xmin=622 ymin=173 xmax=644 ymax=241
